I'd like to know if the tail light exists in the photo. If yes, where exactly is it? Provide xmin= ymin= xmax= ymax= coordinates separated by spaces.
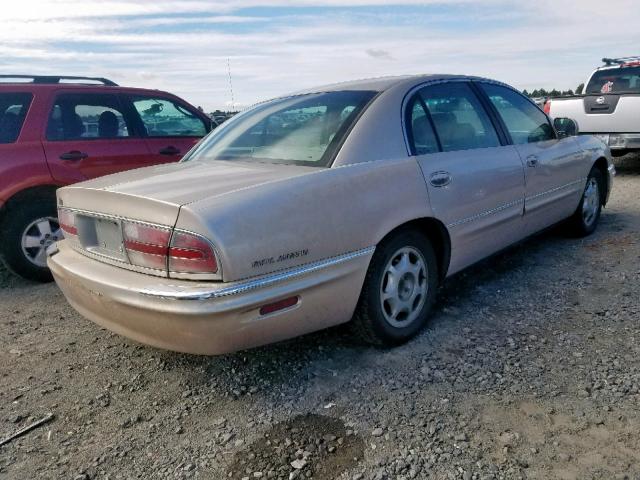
xmin=543 ymin=99 xmax=551 ymax=115
xmin=122 ymin=221 xmax=171 ymax=270
xmin=58 ymin=209 xmax=77 ymax=236
xmin=122 ymin=220 xmax=218 ymax=276
xmin=168 ymin=231 xmax=218 ymax=274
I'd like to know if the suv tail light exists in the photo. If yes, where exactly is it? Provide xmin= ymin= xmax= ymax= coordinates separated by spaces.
xmin=543 ymin=99 xmax=551 ymax=115
xmin=58 ymin=209 xmax=77 ymax=236
xmin=122 ymin=221 xmax=218 ymax=276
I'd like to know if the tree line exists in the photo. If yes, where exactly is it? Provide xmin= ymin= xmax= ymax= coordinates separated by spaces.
xmin=523 ymin=83 xmax=585 ymax=98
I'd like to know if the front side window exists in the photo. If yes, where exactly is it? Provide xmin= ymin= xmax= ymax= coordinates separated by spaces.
xmin=481 ymin=83 xmax=555 ymax=144
xmin=46 ymin=93 xmax=132 ymax=141
xmin=183 ymin=90 xmax=376 ymax=167
xmin=132 ymin=97 xmax=207 ymax=137
xmin=0 ymin=93 xmax=32 ymax=144
xmin=586 ymin=66 xmax=640 ymax=94
xmin=418 ymin=82 xmax=500 ymax=152
xmin=406 ymin=94 xmax=439 ymax=155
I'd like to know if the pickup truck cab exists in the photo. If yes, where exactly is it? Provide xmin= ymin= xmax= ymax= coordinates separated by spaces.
xmin=546 ymin=57 xmax=640 ymax=156
xmin=0 ymin=75 xmax=212 ymax=281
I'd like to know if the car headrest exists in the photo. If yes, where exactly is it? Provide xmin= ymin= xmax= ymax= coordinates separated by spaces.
xmin=98 ymin=111 xmax=119 ymax=138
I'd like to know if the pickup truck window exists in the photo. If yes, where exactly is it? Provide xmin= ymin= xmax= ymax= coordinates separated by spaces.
xmin=586 ymin=66 xmax=640 ymax=94
xmin=480 ymin=84 xmax=555 ymax=145
xmin=0 ymin=93 xmax=32 ymax=144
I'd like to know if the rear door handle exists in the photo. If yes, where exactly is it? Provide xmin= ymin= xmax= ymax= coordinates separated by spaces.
xmin=159 ymin=146 xmax=181 ymax=155
xmin=429 ymin=171 xmax=452 ymax=187
xmin=59 ymin=150 xmax=88 ymax=161
xmin=526 ymin=155 xmax=539 ymax=167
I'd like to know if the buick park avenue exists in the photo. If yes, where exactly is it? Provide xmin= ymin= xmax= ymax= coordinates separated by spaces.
xmin=48 ymin=75 xmax=615 ymax=354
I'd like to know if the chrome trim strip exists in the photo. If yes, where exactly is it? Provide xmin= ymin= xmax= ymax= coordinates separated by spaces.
xmin=139 ymin=246 xmax=376 ymax=301
xmin=524 ymin=178 xmax=585 ymax=202
xmin=447 ymin=199 xmax=524 ymax=228
xmin=446 ymin=178 xmax=586 ymax=228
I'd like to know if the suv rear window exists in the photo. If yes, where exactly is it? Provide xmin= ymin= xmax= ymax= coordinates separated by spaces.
xmin=586 ymin=66 xmax=640 ymax=94
xmin=0 ymin=93 xmax=32 ymax=144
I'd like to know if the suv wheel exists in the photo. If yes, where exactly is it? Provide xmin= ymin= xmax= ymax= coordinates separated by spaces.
xmin=1 ymin=201 xmax=60 ymax=282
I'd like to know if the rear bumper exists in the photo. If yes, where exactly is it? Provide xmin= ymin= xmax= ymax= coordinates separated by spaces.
xmin=48 ymin=242 xmax=373 ymax=355
xmin=589 ymin=133 xmax=640 ymax=150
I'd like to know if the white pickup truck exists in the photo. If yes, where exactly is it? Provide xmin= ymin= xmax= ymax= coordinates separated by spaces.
xmin=546 ymin=57 xmax=640 ymax=157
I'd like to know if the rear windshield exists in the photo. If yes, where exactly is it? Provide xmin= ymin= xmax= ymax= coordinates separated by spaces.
xmin=182 ymin=90 xmax=376 ymax=167
xmin=0 ymin=93 xmax=32 ymax=144
xmin=586 ymin=66 xmax=640 ymax=94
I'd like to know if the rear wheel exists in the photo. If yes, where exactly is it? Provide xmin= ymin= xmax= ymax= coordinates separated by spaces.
xmin=567 ymin=168 xmax=603 ymax=237
xmin=0 ymin=201 xmax=59 ymax=282
xmin=352 ymin=230 xmax=438 ymax=346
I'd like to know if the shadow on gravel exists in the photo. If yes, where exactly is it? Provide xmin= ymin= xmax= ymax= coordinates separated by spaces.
xmin=613 ymin=153 xmax=640 ymax=175
xmin=229 ymin=414 xmax=364 ymax=480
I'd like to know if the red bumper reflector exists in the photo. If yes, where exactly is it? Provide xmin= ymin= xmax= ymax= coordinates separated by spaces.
xmin=259 ymin=296 xmax=299 ymax=316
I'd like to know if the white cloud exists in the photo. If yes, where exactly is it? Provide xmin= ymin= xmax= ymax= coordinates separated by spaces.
xmin=1 ymin=0 xmax=639 ymax=110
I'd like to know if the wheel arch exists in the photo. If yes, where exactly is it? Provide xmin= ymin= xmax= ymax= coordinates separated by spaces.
xmin=376 ymin=217 xmax=451 ymax=282
xmin=0 ymin=185 xmax=59 ymax=224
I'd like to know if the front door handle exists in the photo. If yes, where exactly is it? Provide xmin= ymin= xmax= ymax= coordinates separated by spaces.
xmin=60 ymin=150 xmax=88 ymax=161
xmin=429 ymin=171 xmax=452 ymax=187
xmin=526 ymin=155 xmax=539 ymax=167
xmin=159 ymin=146 xmax=181 ymax=156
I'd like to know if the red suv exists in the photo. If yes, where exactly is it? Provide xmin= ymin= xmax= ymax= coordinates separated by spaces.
xmin=0 ymin=75 xmax=212 ymax=281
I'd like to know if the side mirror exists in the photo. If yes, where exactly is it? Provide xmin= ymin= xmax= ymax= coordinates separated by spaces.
xmin=553 ymin=117 xmax=579 ymax=138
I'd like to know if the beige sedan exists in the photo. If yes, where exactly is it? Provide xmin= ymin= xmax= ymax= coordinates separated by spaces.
xmin=48 ymin=75 xmax=614 ymax=354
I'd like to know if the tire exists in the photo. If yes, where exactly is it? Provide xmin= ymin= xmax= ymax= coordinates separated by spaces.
xmin=0 ymin=201 xmax=60 ymax=282
xmin=566 ymin=168 xmax=604 ymax=237
xmin=352 ymin=229 xmax=439 ymax=346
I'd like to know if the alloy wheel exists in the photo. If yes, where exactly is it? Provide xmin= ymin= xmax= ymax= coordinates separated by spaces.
xmin=20 ymin=217 xmax=61 ymax=267
xmin=582 ymin=177 xmax=600 ymax=227
xmin=379 ymin=246 xmax=428 ymax=328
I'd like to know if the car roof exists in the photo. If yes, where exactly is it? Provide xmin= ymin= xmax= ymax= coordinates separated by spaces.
xmin=0 ymin=83 xmax=177 ymax=97
xmin=292 ymin=74 xmax=482 ymax=95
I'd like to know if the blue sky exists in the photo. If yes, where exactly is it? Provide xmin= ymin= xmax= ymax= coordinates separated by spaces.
xmin=2 ymin=1 xmax=638 ymax=111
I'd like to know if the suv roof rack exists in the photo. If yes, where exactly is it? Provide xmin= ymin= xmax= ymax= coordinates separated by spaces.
xmin=602 ymin=56 xmax=640 ymax=66
xmin=0 ymin=75 xmax=118 ymax=86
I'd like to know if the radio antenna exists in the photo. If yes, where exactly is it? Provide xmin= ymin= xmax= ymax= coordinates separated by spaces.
xmin=226 ymin=57 xmax=235 ymax=110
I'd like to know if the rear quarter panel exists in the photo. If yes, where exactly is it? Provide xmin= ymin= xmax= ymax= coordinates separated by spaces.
xmin=176 ymin=158 xmax=433 ymax=282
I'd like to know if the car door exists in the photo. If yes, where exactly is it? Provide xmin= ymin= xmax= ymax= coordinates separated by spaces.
xmin=477 ymin=82 xmax=586 ymax=234
xmin=407 ymin=81 xmax=526 ymax=274
xmin=42 ymin=91 xmax=150 ymax=183
xmin=128 ymin=95 xmax=210 ymax=164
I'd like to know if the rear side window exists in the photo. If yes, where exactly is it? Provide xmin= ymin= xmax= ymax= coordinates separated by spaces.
xmin=0 ymin=93 xmax=32 ymax=144
xmin=418 ymin=82 xmax=500 ymax=152
xmin=406 ymin=95 xmax=439 ymax=155
xmin=480 ymin=83 xmax=555 ymax=144
xmin=47 ymin=93 xmax=133 ymax=141
xmin=131 ymin=97 xmax=207 ymax=137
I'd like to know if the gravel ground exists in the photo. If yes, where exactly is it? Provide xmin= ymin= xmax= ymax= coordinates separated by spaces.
xmin=1 ymin=157 xmax=639 ymax=480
